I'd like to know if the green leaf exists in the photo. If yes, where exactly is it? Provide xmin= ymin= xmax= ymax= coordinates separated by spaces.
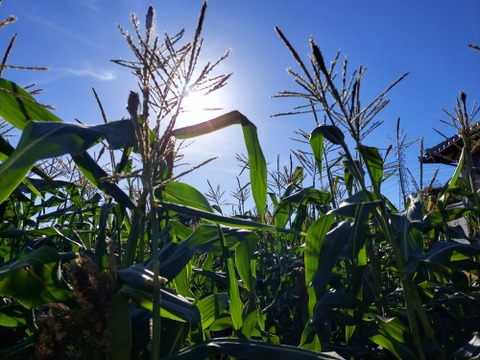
xmin=329 ymin=190 xmax=380 ymax=218
xmin=311 ymin=220 xmax=353 ymax=300
xmin=118 ymin=225 xmax=254 ymax=287
xmin=311 ymin=124 xmax=344 ymax=145
xmin=423 ymin=207 xmax=472 ymax=231
xmin=241 ymin=307 xmax=260 ymax=338
xmin=0 ymin=247 xmax=71 ymax=308
xmin=162 ymin=182 xmax=213 ymax=212
xmin=0 ymin=120 xmax=135 ymax=204
xmin=371 ymin=315 xmax=409 ymax=344
xmin=349 ymin=203 xmax=371 ymax=298
xmin=391 ymin=199 xmax=424 ymax=276
xmin=309 ymin=127 xmax=324 ymax=178
xmin=0 ymin=78 xmax=62 ymax=129
xmin=438 ymin=147 xmax=464 ymax=208
xmin=241 ymin=118 xmax=267 ymax=222
xmin=420 ymin=241 xmax=480 ymax=265
xmin=281 ymin=187 xmax=332 ymax=207
xmin=359 ymin=145 xmax=383 ymax=193
xmin=172 ymin=111 xmax=267 ymax=222
xmin=235 ymin=233 xmax=259 ymax=293
xmin=362 ymin=315 xmax=416 ymax=360
xmin=159 ymin=201 xmax=286 ymax=232
xmin=455 ymin=332 xmax=480 ymax=359
xmin=218 ymin=226 xmax=243 ymax=330
xmin=73 ymin=152 xmax=135 ymax=208
xmin=304 ymin=214 xmax=335 ymax=316
xmin=197 ymin=293 xmax=229 ymax=329
xmin=107 ymin=291 xmax=132 ymax=360
xmin=120 ymin=284 xmax=203 ymax=343
xmin=0 ymin=79 xmax=135 ymax=207
xmin=164 ymin=338 xmax=345 ymax=360
xmin=0 ymin=304 xmax=30 ymax=327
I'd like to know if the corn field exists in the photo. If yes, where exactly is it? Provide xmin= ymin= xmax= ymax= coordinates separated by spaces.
xmin=0 ymin=3 xmax=479 ymax=359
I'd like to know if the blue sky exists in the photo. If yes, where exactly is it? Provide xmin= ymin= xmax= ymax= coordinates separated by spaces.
xmin=1 ymin=0 xmax=479 ymax=208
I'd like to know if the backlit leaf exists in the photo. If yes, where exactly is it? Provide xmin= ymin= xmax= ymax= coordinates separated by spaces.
xmin=172 ymin=111 xmax=267 ymax=222
xmin=163 ymin=182 xmax=213 ymax=212
xmin=0 ymin=247 xmax=71 ymax=308
xmin=0 ymin=120 xmax=135 ymax=204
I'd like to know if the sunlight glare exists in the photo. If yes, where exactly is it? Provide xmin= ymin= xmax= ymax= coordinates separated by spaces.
xmin=178 ymin=91 xmax=226 ymax=127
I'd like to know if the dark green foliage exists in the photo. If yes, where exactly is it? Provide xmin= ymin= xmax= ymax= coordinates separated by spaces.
xmin=0 ymin=3 xmax=479 ymax=360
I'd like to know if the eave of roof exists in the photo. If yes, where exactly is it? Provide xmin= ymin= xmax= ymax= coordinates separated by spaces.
xmin=420 ymin=120 xmax=480 ymax=165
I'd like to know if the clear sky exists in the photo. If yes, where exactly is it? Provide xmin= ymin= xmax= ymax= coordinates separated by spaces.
xmin=1 ymin=0 xmax=479 ymax=208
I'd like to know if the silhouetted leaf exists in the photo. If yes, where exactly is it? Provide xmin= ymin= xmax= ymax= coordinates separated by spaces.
xmin=0 ymin=120 xmax=135 ymax=204
xmin=164 ymin=337 xmax=345 ymax=360
xmin=311 ymin=125 xmax=344 ymax=145
xmin=172 ymin=111 xmax=267 ymax=222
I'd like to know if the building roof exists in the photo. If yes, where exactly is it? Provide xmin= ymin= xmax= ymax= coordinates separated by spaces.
xmin=421 ymin=120 xmax=480 ymax=166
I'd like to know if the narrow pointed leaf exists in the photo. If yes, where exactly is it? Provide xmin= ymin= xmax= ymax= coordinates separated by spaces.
xmin=438 ymin=148 xmax=464 ymax=207
xmin=0 ymin=78 xmax=62 ymax=129
xmin=164 ymin=338 xmax=345 ymax=360
xmin=162 ymin=182 xmax=213 ymax=212
xmin=0 ymin=120 xmax=135 ymax=204
xmin=309 ymin=128 xmax=324 ymax=177
xmin=0 ymin=247 xmax=71 ymax=308
xmin=311 ymin=124 xmax=344 ymax=145
xmin=329 ymin=190 xmax=379 ymax=218
xmin=73 ymin=152 xmax=135 ymax=208
xmin=158 ymin=201 xmax=285 ymax=232
xmin=311 ymin=220 xmax=353 ymax=299
xmin=218 ymin=226 xmax=243 ymax=330
xmin=107 ymin=291 xmax=132 ymax=360
xmin=235 ymin=233 xmax=259 ymax=293
xmin=197 ymin=293 xmax=229 ymax=329
xmin=172 ymin=111 xmax=267 ymax=222
xmin=359 ymin=145 xmax=383 ymax=192
xmin=304 ymin=214 xmax=335 ymax=315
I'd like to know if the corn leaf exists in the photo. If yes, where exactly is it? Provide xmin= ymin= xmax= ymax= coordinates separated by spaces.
xmin=311 ymin=220 xmax=353 ymax=300
xmin=197 ymin=293 xmax=229 ymax=329
xmin=420 ymin=241 xmax=480 ymax=265
xmin=107 ymin=291 xmax=132 ymax=360
xmin=0 ymin=78 xmax=62 ymax=129
xmin=359 ymin=145 xmax=383 ymax=193
xmin=0 ymin=247 xmax=71 ymax=308
xmin=391 ymin=199 xmax=423 ymax=276
xmin=120 ymin=284 xmax=203 ymax=342
xmin=304 ymin=214 xmax=335 ymax=316
xmin=0 ymin=79 xmax=135 ymax=208
xmin=164 ymin=337 xmax=345 ymax=360
xmin=310 ymin=124 xmax=344 ymax=145
xmin=0 ymin=120 xmax=135 ymax=204
xmin=159 ymin=201 xmax=284 ymax=232
xmin=172 ymin=111 xmax=267 ymax=222
xmin=235 ymin=233 xmax=259 ymax=293
xmin=218 ymin=225 xmax=243 ymax=330
xmin=163 ymin=182 xmax=213 ymax=212
xmin=309 ymin=127 xmax=324 ymax=178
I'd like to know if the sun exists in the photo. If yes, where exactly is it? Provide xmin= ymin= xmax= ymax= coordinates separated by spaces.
xmin=179 ymin=91 xmax=225 ymax=127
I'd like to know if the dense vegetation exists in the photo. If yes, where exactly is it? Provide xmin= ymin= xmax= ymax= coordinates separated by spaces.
xmin=0 ymin=3 xmax=479 ymax=359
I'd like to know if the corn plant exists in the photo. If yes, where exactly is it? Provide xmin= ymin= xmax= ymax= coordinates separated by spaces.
xmin=0 ymin=3 xmax=340 ymax=359
xmin=0 ymin=3 xmax=479 ymax=359
xmin=272 ymin=27 xmax=480 ymax=359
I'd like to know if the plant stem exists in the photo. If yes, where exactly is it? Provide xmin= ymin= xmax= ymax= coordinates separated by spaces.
xmin=121 ymin=189 xmax=148 ymax=268
xmin=150 ymin=190 xmax=161 ymax=360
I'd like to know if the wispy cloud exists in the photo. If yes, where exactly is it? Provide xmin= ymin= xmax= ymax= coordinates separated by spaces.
xmin=79 ymin=0 xmax=100 ymax=13
xmin=24 ymin=14 xmax=103 ymax=49
xmin=65 ymin=66 xmax=116 ymax=81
